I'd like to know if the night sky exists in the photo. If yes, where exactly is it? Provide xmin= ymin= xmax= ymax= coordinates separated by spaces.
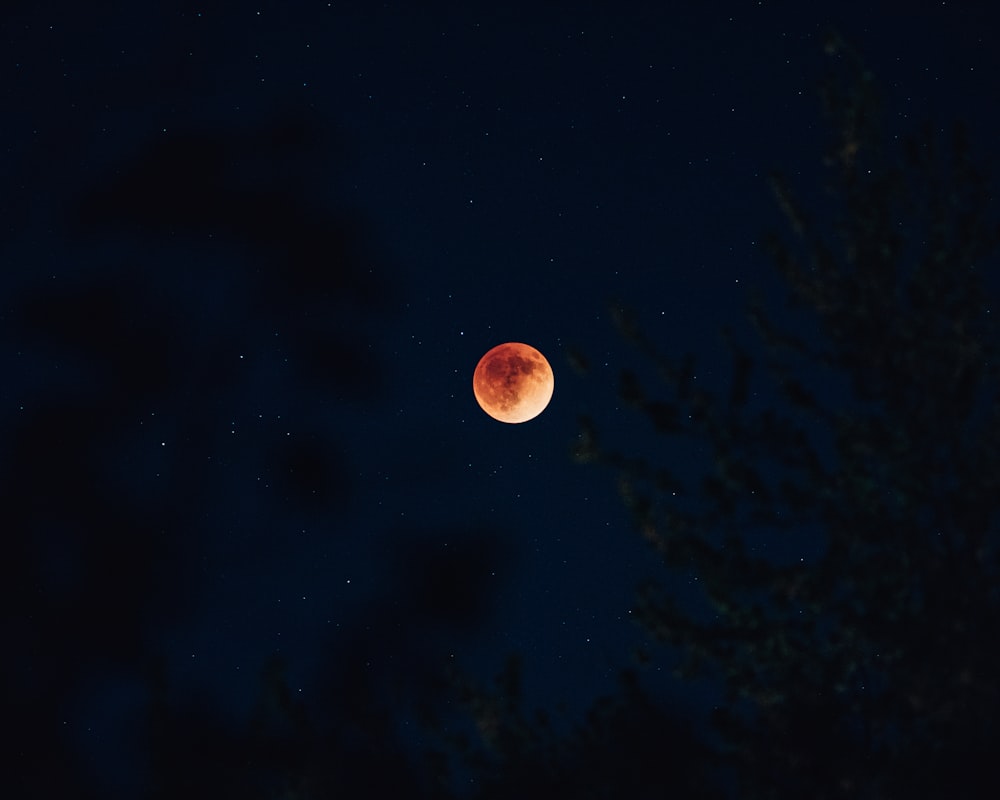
xmin=4 ymin=2 xmax=999 ymax=797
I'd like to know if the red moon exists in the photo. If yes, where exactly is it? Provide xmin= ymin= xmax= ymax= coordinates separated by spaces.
xmin=473 ymin=342 xmax=554 ymax=424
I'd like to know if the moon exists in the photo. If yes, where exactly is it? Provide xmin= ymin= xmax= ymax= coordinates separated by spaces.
xmin=473 ymin=342 xmax=554 ymax=423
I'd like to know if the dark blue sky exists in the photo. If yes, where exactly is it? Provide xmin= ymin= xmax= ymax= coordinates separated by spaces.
xmin=4 ymin=2 xmax=999 ymax=796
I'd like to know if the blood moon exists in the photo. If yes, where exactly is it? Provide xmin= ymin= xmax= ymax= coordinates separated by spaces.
xmin=473 ymin=342 xmax=554 ymax=423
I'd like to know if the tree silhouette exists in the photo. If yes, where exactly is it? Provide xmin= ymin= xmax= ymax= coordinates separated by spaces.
xmin=3 ymin=105 xmax=469 ymax=799
xmin=567 ymin=35 xmax=1000 ymax=799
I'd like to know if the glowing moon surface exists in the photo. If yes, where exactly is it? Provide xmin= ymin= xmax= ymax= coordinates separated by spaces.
xmin=473 ymin=342 xmax=554 ymax=423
